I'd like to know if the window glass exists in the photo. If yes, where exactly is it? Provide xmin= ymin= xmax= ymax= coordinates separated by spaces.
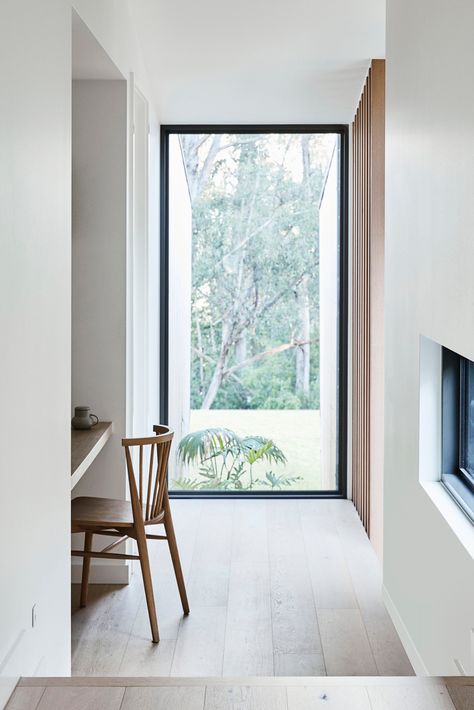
xmin=441 ymin=347 xmax=474 ymax=524
xmin=462 ymin=359 xmax=474 ymax=479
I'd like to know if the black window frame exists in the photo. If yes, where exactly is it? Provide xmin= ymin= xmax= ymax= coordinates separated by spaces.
xmin=441 ymin=346 xmax=474 ymax=522
xmin=160 ymin=124 xmax=349 ymax=499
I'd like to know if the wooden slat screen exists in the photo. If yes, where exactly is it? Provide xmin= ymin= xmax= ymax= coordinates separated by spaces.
xmin=351 ymin=60 xmax=385 ymax=550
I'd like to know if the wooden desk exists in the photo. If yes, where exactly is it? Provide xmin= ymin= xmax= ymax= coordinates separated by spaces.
xmin=71 ymin=422 xmax=113 ymax=489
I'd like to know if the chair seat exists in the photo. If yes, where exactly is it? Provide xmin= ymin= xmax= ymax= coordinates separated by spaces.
xmin=72 ymin=496 xmax=164 ymax=529
xmin=72 ymin=496 xmax=135 ymax=528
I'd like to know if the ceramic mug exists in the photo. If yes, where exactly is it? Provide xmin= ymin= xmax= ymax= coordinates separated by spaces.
xmin=71 ymin=406 xmax=99 ymax=430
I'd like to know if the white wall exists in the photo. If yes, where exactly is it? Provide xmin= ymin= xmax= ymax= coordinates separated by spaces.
xmin=147 ymin=114 xmax=161 ymax=431
xmin=319 ymin=143 xmax=339 ymax=490
xmin=168 ymin=136 xmax=192 ymax=481
xmin=71 ymin=79 xmax=129 ymax=583
xmin=0 ymin=1 xmax=157 ymax=700
xmin=131 ymin=88 xmax=150 ymax=437
xmin=0 ymin=0 xmax=72 ymax=701
xmin=71 ymin=1 xmax=162 ymax=438
xmin=70 ymin=3 xmax=161 ymax=440
xmin=385 ymin=0 xmax=474 ymax=675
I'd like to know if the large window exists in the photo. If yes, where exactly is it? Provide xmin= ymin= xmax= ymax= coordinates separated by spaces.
xmin=161 ymin=125 xmax=348 ymax=497
xmin=442 ymin=347 xmax=474 ymax=522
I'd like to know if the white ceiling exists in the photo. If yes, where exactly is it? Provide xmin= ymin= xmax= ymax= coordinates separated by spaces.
xmin=129 ymin=0 xmax=385 ymax=124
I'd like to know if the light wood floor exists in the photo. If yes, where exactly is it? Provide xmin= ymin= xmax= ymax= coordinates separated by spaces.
xmin=9 ymin=677 xmax=474 ymax=710
xmin=71 ymin=499 xmax=414 ymax=677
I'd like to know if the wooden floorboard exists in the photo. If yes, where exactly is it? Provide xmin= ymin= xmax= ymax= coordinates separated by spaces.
xmin=9 ymin=679 xmax=474 ymax=710
xmin=71 ymin=499 xmax=414 ymax=677
xmin=16 ymin=676 xmax=474 ymax=688
xmin=4 ymin=688 xmax=45 ymax=710
xmin=204 ymin=685 xmax=288 ymax=710
xmin=170 ymin=606 xmax=227 ymax=676
xmin=273 ymin=652 xmax=326 ymax=677
xmin=366 ymin=683 xmax=457 ymax=709
xmin=318 ymin=608 xmax=378 ymax=676
xmin=222 ymin=561 xmax=274 ymax=676
xmin=121 ymin=686 xmax=205 ymax=710
xmin=300 ymin=505 xmax=358 ymax=610
xmin=287 ymin=685 xmax=372 ymax=710
xmin=186 ymin=501 xmax=233 ymax=607
xmin=223 ymin=500 xmax=273 ymax=676
xmin=37 ymin=687 xmax=125 ymax=710
xmin=267 ymin=501 xmax=323 ymax=671
xmin=447 ymin=685 xmax=474 ymax=710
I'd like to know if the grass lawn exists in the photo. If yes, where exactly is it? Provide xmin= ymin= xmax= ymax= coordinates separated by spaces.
xmin=171 ymin=409 xmax=325 ymax=491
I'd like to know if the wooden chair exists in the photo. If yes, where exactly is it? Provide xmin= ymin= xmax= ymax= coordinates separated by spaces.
xmin=71 ymin=425 xmax=189 ymax=643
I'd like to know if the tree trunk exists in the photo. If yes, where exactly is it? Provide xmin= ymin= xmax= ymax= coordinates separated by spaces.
xmin=201 ymin=346 xmax=228 ymax=409
xmin=180 ymin=134 xmax=221 ymax=204
xmin=234 ymin=332 xmax=247 ymax=365
xmin=295 ymin=135 xmax=313 ymax=402
xmin=195 ymin=317 xmax=205 ymax=391
xmin=200 ymin=141 xmax=258 ymax=408
xmin=295 ymin=275 xmax=311 ymax=400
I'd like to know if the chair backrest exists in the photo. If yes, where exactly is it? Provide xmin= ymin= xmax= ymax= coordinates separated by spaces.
xmin=122 ymin=425 xmax=174 ymax=524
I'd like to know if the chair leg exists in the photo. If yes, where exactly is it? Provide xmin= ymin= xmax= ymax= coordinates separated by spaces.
xmin=164 ymin=499 xmax=190 ymax=615
xmin=80 ymin=531 xmax=93 ymax=608
xmin=135 ymin=525 xmax=160 ymax=643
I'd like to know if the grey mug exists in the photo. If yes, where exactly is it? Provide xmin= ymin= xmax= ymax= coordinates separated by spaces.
xmin=71 ymin=406 xmax=99 ymax=430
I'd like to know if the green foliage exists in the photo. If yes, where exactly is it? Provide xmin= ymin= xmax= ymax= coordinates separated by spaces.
xmin=174 ymin=426 xmax=301 ymax=491
xmin=183 ymin=132 xmax=335 ymax=411
xmin=261 ymin=471 xmax=304 ymax=489
xmin=241 ymin=351 xmax=304 ymax=409
xmin=176 ymin=427 xmax=237 ymax=465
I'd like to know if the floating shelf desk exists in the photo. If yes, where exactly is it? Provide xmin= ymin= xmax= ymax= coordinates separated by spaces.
xmin=71 ymin=422 xmax=113 ymax=489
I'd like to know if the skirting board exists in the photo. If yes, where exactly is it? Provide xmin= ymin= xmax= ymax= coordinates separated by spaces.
xmin=71 ymin=561 xmax=130 ymax=585
xmin=382 ymin=585 xmax=429 ymax=676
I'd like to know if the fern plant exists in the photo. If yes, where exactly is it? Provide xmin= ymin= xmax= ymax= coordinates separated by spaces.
xmin=174 ymin=426 xmax=300 ymax=491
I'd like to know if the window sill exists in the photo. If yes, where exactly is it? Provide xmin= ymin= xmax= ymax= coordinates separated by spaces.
xmin=442 ymin=473 xmax=474 ymax=525
xmin=420 ymin=480 xmax=474 ymax=560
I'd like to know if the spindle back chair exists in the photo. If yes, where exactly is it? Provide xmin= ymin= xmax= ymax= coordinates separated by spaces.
xmin=71 ymin=425 xmax=189 ymax=643
xmin=123 ymin=424 xmax=173 ymax=525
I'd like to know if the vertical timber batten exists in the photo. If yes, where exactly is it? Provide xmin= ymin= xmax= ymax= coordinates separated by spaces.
xmin=351 ymin=60 xmax=385 ymax=557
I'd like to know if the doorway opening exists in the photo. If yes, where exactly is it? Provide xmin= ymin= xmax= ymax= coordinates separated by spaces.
xmin=161 ymin=126 xmax=348 ymax=497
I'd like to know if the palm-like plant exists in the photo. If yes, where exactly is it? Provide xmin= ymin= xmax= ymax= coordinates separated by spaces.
xmin=175 ymin=426 xmax=298 ymax=491
xmin=177 ymin=427 xmax=239 ymax=466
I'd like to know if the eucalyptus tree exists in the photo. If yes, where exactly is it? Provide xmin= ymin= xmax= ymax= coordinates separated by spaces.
xmin=180 ymin=132 xmax=332 ymax=410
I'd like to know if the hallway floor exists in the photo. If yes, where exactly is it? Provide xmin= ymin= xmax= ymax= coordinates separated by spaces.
xmin=71 ymin=499 xmax=413 ymax=677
